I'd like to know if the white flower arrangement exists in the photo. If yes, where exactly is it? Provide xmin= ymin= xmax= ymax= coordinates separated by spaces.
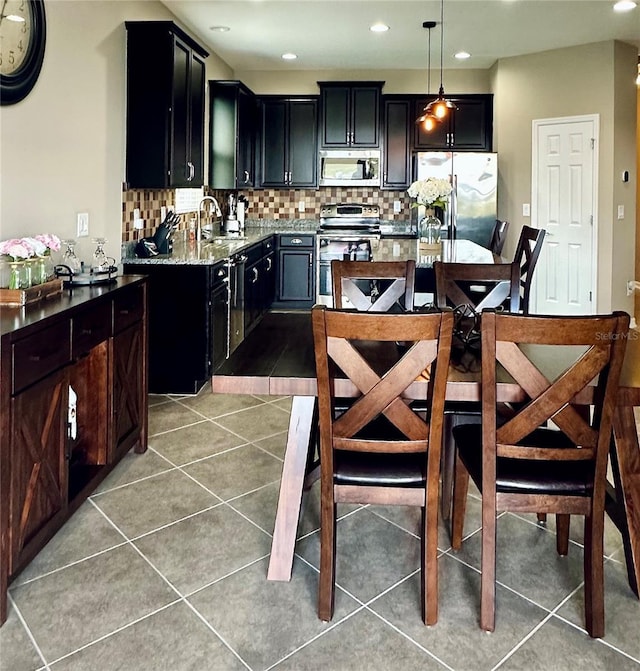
xmin=0 ymin=234 xmax=61 ymax=261
xmin=407 ymin=177 xmax=452 ymax=209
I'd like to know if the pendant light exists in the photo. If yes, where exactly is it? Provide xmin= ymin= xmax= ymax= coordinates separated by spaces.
xmin=424 ymin=0 xmax=456 ymax=121
xmin=415 ymin=21 xmax=440 ymax=132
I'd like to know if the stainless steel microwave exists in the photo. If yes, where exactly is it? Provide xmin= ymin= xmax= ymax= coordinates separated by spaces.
xmin=318 ymin=150 xmax=381 ymax=187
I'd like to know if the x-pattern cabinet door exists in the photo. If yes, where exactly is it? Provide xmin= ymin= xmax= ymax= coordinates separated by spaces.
xmin=110 ymin=323 xmax=145 ymax=459
xmin=10 ymin=369 xmax=68 ymax=573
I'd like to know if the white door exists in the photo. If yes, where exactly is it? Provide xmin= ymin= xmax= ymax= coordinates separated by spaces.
xmin=532 ymin=115 xmax=598 ymax=314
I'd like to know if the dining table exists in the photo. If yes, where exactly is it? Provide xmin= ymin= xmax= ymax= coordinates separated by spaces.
xmin=212 ymin=310 xmax=640 ymax=598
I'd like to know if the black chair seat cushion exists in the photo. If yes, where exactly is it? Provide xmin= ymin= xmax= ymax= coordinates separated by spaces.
xmin=334 ymin=450 xmax=425 ymax=487
xmin=453 ymin=423 xmax=594 ymax=496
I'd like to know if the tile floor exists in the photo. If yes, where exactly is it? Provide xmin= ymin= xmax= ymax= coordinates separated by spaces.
xmin=2 ymin=392 xmax=640 ymax=671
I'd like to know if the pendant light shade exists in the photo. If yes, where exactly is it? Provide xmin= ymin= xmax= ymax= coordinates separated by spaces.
xmin=415 ymin=20 xmax=440 ymax=131
xmin=424 ymin=0 xmax=456 ymax=121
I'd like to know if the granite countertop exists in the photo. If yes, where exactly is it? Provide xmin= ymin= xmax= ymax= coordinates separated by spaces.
xmin=121 ymin=219 xmax=423 ymax=267
xmin=122 ymin=219 xmax=318 ymax=266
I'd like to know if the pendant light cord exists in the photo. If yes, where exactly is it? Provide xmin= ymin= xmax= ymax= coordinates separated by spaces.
xmin=427 ymin=24 xmax=432 ymax=94
xmin=439 ymin=0 xmax=444 ymax=94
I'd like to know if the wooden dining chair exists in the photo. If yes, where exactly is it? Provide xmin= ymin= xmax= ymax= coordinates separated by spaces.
xmin=451 ymin=309 xmax=630 ymax=637
xmin=490 ymin=220 xmax=509 ymax=256
xmin=511 ymin=225 xmax=545 ymax=314
xmin=331 ymin=259 xmax=416 ymax=312
xmin=433 ymin=260 xmax=522 ymax=521
xmin=311 ymin=305 xmax=454 ymax=625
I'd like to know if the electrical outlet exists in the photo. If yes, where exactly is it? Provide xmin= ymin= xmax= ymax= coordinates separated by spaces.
xmin=134 ymin=219 xmax=144 ymax=230
xmin=76 ymin=212 xmax=89 ymax=237
xmin=393 ymin=200 xmax=402 ymax=214
xmin=627 ymin=280 xmax=635 ymax=296
xmin=298 ymin=200 xmax=305 ymax=213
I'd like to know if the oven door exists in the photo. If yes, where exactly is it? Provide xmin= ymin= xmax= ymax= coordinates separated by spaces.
xmin=316 ymin=236 xmax=373 ymax=306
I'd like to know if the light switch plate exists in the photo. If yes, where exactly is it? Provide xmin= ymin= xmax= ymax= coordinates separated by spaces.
xmin=617 ymin=205 xmax=625 ymax=220
xmin=76 ymin=212 xmax=89 ymax=237
xmin=522 ymin=203 xmax=531 ymax=217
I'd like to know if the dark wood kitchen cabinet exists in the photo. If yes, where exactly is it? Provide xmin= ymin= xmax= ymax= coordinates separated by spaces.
xmin=319 ymin=82 xmax=383 ymax=148
xmin=125 ymin=21 xmax=208 ymax=188
xmin=124 ymin=263 xmax=229 ymax=394
xmin=273 ymin=234 xmax=315 ymax=308
xmin=0 ymin=277 xmax=148 ymax=626
xmin=244 ymin=236 xmax=276 ymax=335
xmin=211 ymin=264 xmax=230 ymax=372
xmin=209 ymin=80 xmax=257 ymax=189
xmin=413 ymin=94 xmax=493 ymax=151
xmin=257 ymin=97 xmax=318 ymax=188
xmin=382 ymin=97 xmax=412 ymax=189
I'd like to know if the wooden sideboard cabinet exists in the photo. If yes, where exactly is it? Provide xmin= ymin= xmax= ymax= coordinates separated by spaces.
xmin=0 ymin=276 xmax=148 ymax=626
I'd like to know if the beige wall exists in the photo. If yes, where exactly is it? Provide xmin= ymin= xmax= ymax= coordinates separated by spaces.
xmin=0 ymin=0 xmax=231 ymax=263
xmin=492 ymin=40 xmax=637 ymax=314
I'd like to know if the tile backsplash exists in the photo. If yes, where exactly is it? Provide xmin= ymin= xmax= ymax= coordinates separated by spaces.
xmin=122 ymin=186 xmax=414 ymax=242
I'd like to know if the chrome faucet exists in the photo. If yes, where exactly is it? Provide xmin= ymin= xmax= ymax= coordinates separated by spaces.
xmin=197 ymin=196 xmax=222 ymax=241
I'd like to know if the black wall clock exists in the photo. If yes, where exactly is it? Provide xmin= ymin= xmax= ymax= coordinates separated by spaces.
xmin=0 ymin=0 xmax=46 ymax=106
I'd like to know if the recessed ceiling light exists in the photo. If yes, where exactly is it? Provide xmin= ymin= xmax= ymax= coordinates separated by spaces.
xmin=613 ymin=0 xmax=637 ymax=11
xmin=455 ymin=51 xmax=471 ymax=60
xmin=370 ymin=23 xmax=390 ymax=33
xmin=282 ymin=53 xmax=297 ymax=60
xmin=209 ymin=25 xmax=230 ymax=32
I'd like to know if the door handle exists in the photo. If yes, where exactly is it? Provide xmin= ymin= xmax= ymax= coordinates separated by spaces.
xmin=266 ymin=257 xmax=272 ymax=271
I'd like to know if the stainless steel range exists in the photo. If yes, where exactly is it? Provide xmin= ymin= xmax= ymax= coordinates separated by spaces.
xmin=316 ymin=203 xmax=381 ymax=306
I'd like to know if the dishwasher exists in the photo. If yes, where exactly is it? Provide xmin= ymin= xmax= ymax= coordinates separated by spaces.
xmin=228 ymin=251 xmax=247 ymax=355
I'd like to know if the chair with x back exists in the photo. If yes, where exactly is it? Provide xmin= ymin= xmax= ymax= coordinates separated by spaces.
xmin=490 ymin=220 xmax=510 ymax=256
xmin=312 ymin=305 xmax=453 ymax=625
xmin=451 ymin=310 xmax=629 ymax=637
xmin=512 ymin=225 xmax=545 ymax=314
xmin=434 ymin=260 xmax=521 ymax=522
xmin=331 ymin=259 xmax=416 ymax=312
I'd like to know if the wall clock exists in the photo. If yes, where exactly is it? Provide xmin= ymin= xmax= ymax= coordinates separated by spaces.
xmin=0 ymin=0 xmax=46 ymax=105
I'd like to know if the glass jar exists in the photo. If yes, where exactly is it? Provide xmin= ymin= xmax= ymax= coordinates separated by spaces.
xmin=33 ymin=256 xmax=53 ymax=284
xmin=27 ymin=257 xmax=42 ymax=285
xmin=8 ymin=262 xmax=22 ymax=290
xmin=418 ymin=209 xmax=442 ymax=245
xmin=21 ymin=260 xmax=33 ymax=288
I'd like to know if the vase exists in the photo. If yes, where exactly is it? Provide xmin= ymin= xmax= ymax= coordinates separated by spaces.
xmin=34 ymin=256 xmax=53 ymax=284
xmin=27 ymin=257 xmax=42 ymax=285
xmin=418 ymin=209 xmax=442 ymax=245
xmin=8 ymin=261 xmax=29 ymax=289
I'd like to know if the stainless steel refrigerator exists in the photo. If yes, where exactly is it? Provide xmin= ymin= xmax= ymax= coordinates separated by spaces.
xmin=415 ymin=152 xmax=498 ymax=248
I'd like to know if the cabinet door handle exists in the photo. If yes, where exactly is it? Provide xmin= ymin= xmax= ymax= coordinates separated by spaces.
xmin=291 ymin=238 xmax=302 ymax=245
xmin=187 ymin=162 xmax=195 ymax=181
xmin=244 ymin=170 xmax=250 ymax=183
xmin=252 ymin=267 xmax=259 ymax=283
xmin=266 ymin=257 xmax=272 ymax=271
